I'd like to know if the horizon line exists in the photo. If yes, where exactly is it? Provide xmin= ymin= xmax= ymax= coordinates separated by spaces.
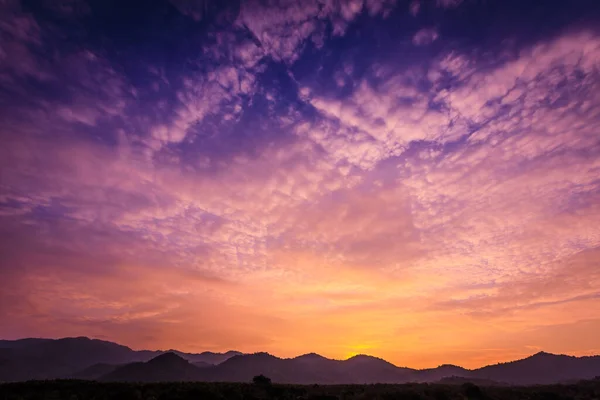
xmin=2 ymin=335 xmax=597 ymax=371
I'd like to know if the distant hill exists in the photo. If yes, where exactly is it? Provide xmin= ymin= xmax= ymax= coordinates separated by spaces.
xmin=69 ymin=363 xmax=121 ymax=380
xmin=101 ymin=352 xmax=414 ymax=384
xmin=472 ymin=351 xmax=600 ymax=385
xmin=340 ymin=355 xmax=414 ymax=383
xmin=192 ymin=361 xmax=213 ymax=368
xmin=437 ymin=376 xmax=507 ymax=386
xmin=0 ymin=339 xmax=54 ymax=349
xmin=414 ymin=364 xmax=472 ymax=382
xmin=0 ymin=337 xmax=241 ymax=382
xmin=2 ymin=337 xmax=600 ymax=385
xmin=0 ymin=337 xmax=151 ymax=381
xmin=102 ymin=353 xmax=202 ymax=382
xmin=200 ymin=352 xmax=294 ymax=383
xmin=165 ymin=350 xmax=243 ymax=365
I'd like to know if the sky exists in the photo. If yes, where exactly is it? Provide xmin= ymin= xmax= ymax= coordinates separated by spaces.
xmin=1 ymin=0 xmax=600 ymax=369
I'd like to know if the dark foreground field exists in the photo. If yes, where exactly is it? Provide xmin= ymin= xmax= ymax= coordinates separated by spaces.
xmin=2 ymin=380 xmax=600 ymax=400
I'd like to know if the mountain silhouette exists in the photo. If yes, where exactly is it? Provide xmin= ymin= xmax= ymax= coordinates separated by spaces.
xmin=2 ymin=337 xmax=600 ymax=384
xmin=163 ymin=349 xmax=243 ymax=365
xmin=437 ymin=376 xmax=506 ymax=386
xmin=102 ymin=352 xmax=202 ymax=382
xmin=148 ymin=352 xmax=192 ymax=367
xmin=341 ymin=355 xmax=414 ymax=383
xmin=0 ymin=337 xmax=152 ymax=381
xmin=69 ymin=363 xmax=121 ymax=380
xmin=200 ymin=353 xmax=289 ymax=383
xmin=0 ymin=338 xmax=54 ymax=349
xmin=415 ymin=364 xmax=472 ymax=382
xmin=0 ymin=337 xmax=240 ymax=382
xmin=192 ymin=361 xmax=213 ymax=368
xmin=473 ymin=351 xmax=600 ymax=384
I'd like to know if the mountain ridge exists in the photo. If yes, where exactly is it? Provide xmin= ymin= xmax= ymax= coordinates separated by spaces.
xmin=1 ymin=337 xmax=600 ymax=384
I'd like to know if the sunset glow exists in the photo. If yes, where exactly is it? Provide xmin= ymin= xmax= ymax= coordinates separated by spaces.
xmin=1 ymin=0 xmax=600 ymax=370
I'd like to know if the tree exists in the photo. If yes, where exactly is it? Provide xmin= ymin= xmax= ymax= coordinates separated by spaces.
xmin=462 ymin=382 xmax=484 ymax=400
xmin=252 ymin=374 xmax=272 ymax=385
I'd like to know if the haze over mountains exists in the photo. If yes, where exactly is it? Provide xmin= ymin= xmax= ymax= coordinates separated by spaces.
xmin=1 ymin=337 xmax=600 ymax=385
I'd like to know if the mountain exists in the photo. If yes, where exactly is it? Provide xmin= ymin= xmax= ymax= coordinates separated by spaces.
xmin=0 ymin=337 xmax=241 ymax=382
xmin=192 ymin=361 xmax=213 ymax=368
xmin=98 ymin=349 xmax=600 ymax=385
xmin=200 ymin=352 xmax=357 ymax=384
xmin=165 ymin=350 xmax=243 ymax=365
xmin=437 ymin=376 xmax=507 ymax=386
xmin=414 ymin=364 xmax=472 ymax=382
xmin=2 ymin=337 xmax=600 ymax=384
xmin=0 ymin=338 xmax=53 ymax=349
xmin=200 ymin=353 xmax=289 ymax=383
xmin=69 ymin=363 xmax=121 ymax=380
xmin=340 ymin=355 xmax=414 ymax=383
xmin=0 ymin=337 xmax=152 ymax=381
xmin=101 ymin=352 xmax=410 ymax=384
xmin=102 ymin=353 xmax=202 ymax=382
xmin=289 ymin=353 xmax=350 ymax=383
xmin=471 ymin=351 xmax=600 ymax=385
xmin=194 ymin=353 xmax=414 ymax=384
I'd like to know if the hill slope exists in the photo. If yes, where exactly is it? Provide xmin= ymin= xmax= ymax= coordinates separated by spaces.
xmin=0 ymin=337 xmax=241 ymax=382
xmin=102 ymin=353 xmax=203 ymax=382
xmin=0 ymin=337 xmax=150 ymax=381
xmin=472 ymin=351 xmax=600 ymax=384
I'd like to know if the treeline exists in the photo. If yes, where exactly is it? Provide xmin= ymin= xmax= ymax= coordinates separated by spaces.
xmin=1 ymin=379 xmax=600 ymax=400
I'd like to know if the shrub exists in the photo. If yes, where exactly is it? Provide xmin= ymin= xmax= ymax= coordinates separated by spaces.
xmin=252 ymin=374 xmax=272 ymax=385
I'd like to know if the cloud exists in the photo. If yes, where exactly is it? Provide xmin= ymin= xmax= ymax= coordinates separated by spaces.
xmin=1 ymin=0 xmax=600 ymax=368
xmin=432 ymin=248 xmax=600 ymax=317
xmin=436 ymin=0 xmax=463 ymax=8
xmin=148 ymin=65 xmax=257 ymax=148
xmin=237 ymin=0 xmax=396 ymax=63
xmin=0 ymin=1 xmax=49 ymax=83
xmin=168 ymin=0 xmax=235 ymax=22
xmin=409 ymin=0 xmax=463 ymax=16
xmin=304 ymin=70 xmax=452 ymax=168
xmin=412 ymin=27 xmax=439 ymax=45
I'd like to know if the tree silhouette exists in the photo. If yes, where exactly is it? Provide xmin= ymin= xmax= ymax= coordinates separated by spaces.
xmin=252 ymin=374 xmax=272 ymax=385
xmin=462 ymin=382 xmax=484 ymax=400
